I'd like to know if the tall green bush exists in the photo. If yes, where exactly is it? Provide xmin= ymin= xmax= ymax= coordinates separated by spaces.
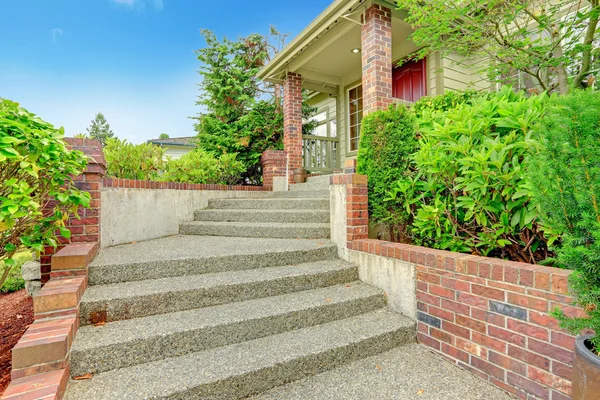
xmin=529 ymin=90 xmax=600 ymax=351
xmin=411 ymin=90 xmax=487 ymax=114
xmin=403 ymin=87 xmax=550 ymax=262
xmin=0 ymin=99 xmax=90 ymax=289
xmin=357 ymin=105 xmax=417 ymax=241
xmin=160 ymin=150 xmax=245 ymax=185
xmin=104 ymin=138 xmax=165 ymax=181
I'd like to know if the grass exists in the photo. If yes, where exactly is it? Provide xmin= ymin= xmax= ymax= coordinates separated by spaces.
xmin=1 ymin=252 xmax=33 ymax=294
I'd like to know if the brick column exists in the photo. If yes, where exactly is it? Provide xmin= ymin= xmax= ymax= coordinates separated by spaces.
xmin=283 ymin=72 xmax=303 ymax=183
xmin=40 ymin=138 xmax=106 ymax=283
xmin=261 ymin=150 xmax=287 ymax=189
xmin=361 ymin=4 xmax=393 ymax=115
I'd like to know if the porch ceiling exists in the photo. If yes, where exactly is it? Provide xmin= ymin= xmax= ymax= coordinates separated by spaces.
xmin=258 ymin=0 xmax=417 ymax=91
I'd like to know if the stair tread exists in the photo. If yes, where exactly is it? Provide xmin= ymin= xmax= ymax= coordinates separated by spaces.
xmin=82 ymin=260 xmax=355 ymax=303
xmin=64 ymin=310 xmax=414 ymax=400
xmin=195 ymin=209 xmax=330 ymax=214
xmin=72 ymin=282 xmax=382 ymax=352
xmin=182 ymin=221 xmax=330 ymax=228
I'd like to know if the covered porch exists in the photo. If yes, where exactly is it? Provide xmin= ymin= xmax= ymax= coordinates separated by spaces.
xmin=258 ymin=0 xmax=435 ymax=177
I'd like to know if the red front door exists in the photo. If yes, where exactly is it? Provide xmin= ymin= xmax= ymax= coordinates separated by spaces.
xmin=392 ymin=59 xmax=427 ymax=102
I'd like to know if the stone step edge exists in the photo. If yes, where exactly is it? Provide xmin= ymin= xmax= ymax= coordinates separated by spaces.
xmin=2 ymin=242 xmax=98 ymax=399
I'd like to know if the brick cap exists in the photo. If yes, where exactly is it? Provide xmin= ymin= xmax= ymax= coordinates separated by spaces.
xmin=2 ymin=368 xmax=69 ymax=400
xmin=51 ymin=242 xmax=98 ymax=272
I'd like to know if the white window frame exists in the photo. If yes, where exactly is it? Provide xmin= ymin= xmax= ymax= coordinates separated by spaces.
xmin=346 ymin=83 xmax=363 ymax=154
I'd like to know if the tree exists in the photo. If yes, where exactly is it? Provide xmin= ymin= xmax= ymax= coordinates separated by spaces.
xmin=159 ymin=133 xmax=170 ymax=139
xmin=396 ymin=0 xmax=600 ymax=94
xmin=86 ymin=112 xmax=115 ymax=145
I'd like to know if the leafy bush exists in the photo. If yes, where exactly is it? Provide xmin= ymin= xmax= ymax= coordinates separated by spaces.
xmin=357 ymin=105 xmax=417 ymax=241
xmin=529 ymin=90 xmax=600 ymax=351
xmin=411 ymin=90 xmax=487 ymax=114
xmin=1 ymin=252 xmax=31 ymax=294
xmin=0 ymin=99 xmax=90 ymax=288
xmin=160 ymin=150 xmax=245 ymax=185
xmin=104 ymin=138 xmax=165 ymax=181
xmin=396 ymin=87 xmax=550 ymax=262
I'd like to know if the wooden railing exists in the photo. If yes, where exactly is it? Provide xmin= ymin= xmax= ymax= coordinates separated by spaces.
xmin=302 ymin=135 xmax=339 ymax=173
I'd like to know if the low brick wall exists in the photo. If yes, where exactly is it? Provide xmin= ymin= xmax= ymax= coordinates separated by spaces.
xmin=103 ymin=177 xmax=267 ymax=191
xmin=348 ymin=239 xmax=579 ymax=400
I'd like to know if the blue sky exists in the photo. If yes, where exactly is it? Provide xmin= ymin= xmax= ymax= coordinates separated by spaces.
xmin=0 ymin=0 xmax=330 ymax=143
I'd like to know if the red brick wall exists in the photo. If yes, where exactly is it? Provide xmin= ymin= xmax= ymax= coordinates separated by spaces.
xmin=361 ymin=4 xmax=393 ymax=115
xmin=283 ymin=72 xmax=303 ymax=183
xmin=261 ymin=150 xmax=287 ymax=189
xmin=348 ymin=239 xmax=581 ymax=400
xmin=41 ymin=138 xmax=105 ymax=283
xmin=103 ymin=177 xmax=268 ymax=191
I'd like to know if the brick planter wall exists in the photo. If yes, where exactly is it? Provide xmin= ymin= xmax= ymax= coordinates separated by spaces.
xmin=347 ymin=239 xmax=581 ymax=400
xmin=260 ymin=150 xmax=287 ymax=189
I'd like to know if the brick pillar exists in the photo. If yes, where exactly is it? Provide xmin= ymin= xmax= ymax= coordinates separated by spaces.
xmin=361 ymin=4 xmax=393 ymax=115
xmin=261 ymin=150 xmax=287 ymax=189
xmin=283 ymin=72 xmax=303 ymax=183
xmin=40 ymin=138 xmax=106 ymax=283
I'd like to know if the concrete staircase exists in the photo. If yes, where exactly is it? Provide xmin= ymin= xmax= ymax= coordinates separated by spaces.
xmin=180 ymin=191 xmax=331 ymax=239
xmin=64 ymin=237 xmax=414 ymax=399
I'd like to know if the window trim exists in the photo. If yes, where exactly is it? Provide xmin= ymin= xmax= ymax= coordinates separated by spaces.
xmin=346 ymin=82 xmax=363 ymax=154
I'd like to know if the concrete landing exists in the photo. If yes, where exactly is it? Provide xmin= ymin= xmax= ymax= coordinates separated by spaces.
xmin=249 ymin=344 xmax=513 ymax=400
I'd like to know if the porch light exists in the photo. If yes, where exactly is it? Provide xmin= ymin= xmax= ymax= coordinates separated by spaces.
xmin=351 ymin=48 xmax=361 ymax=54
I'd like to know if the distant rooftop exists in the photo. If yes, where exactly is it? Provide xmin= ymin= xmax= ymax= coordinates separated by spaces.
xmin=148 ymin=136 xmax=197 ymax=147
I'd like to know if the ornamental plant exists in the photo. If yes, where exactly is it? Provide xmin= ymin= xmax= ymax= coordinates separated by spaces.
xmin=404 ymin=87 xmax=550 ymax=262
xmin=104 ymin=138 xmax=165 ymax=181
xmin=0 ymin=99 xmax=90 ymax=288
xmin=529 ymin=90 xmax=600 ymax=352
xmin=160 ymin=150 xmax=245 ymax=185
xmin=357 ymin=105 xmax=417 ymax=241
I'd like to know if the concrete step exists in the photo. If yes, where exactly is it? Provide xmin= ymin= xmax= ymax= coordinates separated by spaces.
xmin=79 ymin=260 xmax=358 ymax=325
xmin=180 ymin=221 xmax=330 ymax=239
xmin=249 ymin=344 xmax=513 ymax=400
xmin=88 ymin=236 xmax=338 ymax=285
xmin=263 ymin=190 xmax=330 ymax=198
xmin=70 ymin=282 xmax=385 ymax=376
xmin=64 ymin=310 xmax=415 ymax=400
xmin=208 ymin=198 xmax=329 ymax=210
xmin=290 ymin=174 xmax=332 ymax=191
xmin=194 ymin=209 xmax=330 ymax=223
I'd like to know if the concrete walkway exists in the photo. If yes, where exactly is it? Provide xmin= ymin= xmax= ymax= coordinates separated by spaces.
xmin=250 ymin=344 xmax=513 ymax=400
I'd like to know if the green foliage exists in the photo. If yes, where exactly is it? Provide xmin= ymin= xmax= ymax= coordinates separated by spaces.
xmin=411 ymin=90 xmax=487 ymax=114
xmin=161 ymin=150 xmax=245 ymax=185
xmin=159 ymin=133 xmax=169 ymax=139
xmin=529 ymin=90 xmax=600 ymax=350
xmin=86 ymin=112 xmax=115 ymax=145
xmin=0 ymin=252 xmax=31 ymax=294
xmin=104 ymin=138 xmax=165 ymax=181
xmin=396 ymin=0 xmax=600 ymax=94
xmin=357 ymin=105 xmax=418 ymax=241
xmin=384 ymin=87 xmax=550 ymax=262
xmin=0 ymin=99 xmax=90 ymax=288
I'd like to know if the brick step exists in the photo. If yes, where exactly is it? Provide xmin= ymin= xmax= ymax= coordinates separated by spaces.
xmin=70 ymin=282 xmax=384 ymax=376
xmin=194 ymin=209 xmax=330 ymax=223
xmin=87 ymin=235 xmax=337 ymax=285
xmin=180 ymin=221 xmax=330 ymax=239
xmin=79 ymin=260 xmax=358 ymax=326
xmin=208 ymin=198 xmax=330 ymax=210
xmin=64 ymin=310 xmax=415 ymax=400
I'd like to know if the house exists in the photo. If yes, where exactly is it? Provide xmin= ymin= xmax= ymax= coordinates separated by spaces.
xmin=147 ymin=136 xmax=196 ymax=160
xmin=257 ymin=0 xmax=489 ymax=174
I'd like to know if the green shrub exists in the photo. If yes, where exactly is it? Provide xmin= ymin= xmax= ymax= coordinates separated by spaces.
xmin=104 ymin=138 xmax=165 ymax=181
xmin=529 ymin=90 xmax=600 ymax=351
xmin=411 ymin=90 xmax=487 ymax=114
xmin=357 ymin=105 xmax=417 ymax=241
xmin=401 ymin=87 xmax=550 ymax=262
xmin=161 ymin=150 xmax=245 ymax=185
xmin=0 ymin=252 xmax=31 ymax=294
xmin=0 ymin=99 xmax=90 ymax=288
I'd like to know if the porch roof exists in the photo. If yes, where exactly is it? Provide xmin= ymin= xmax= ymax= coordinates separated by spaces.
xmin=257 ymin=0 xmax=413 ymax=92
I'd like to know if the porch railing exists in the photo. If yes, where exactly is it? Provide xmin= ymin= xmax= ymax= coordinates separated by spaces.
xmin=302 ymin=135 xmax=339 ymax=173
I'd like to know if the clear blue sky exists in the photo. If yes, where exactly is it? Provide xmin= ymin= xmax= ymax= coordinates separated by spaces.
xmin=0 ymin=0 xmax=330 ymax=143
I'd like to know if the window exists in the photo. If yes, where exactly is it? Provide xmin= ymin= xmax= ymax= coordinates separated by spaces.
xmin=348 ymin=84 xmax=363 ymax=152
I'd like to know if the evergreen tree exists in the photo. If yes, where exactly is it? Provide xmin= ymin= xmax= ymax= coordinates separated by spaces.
xmin=86 ymin=112 xmax=115 ymax=145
